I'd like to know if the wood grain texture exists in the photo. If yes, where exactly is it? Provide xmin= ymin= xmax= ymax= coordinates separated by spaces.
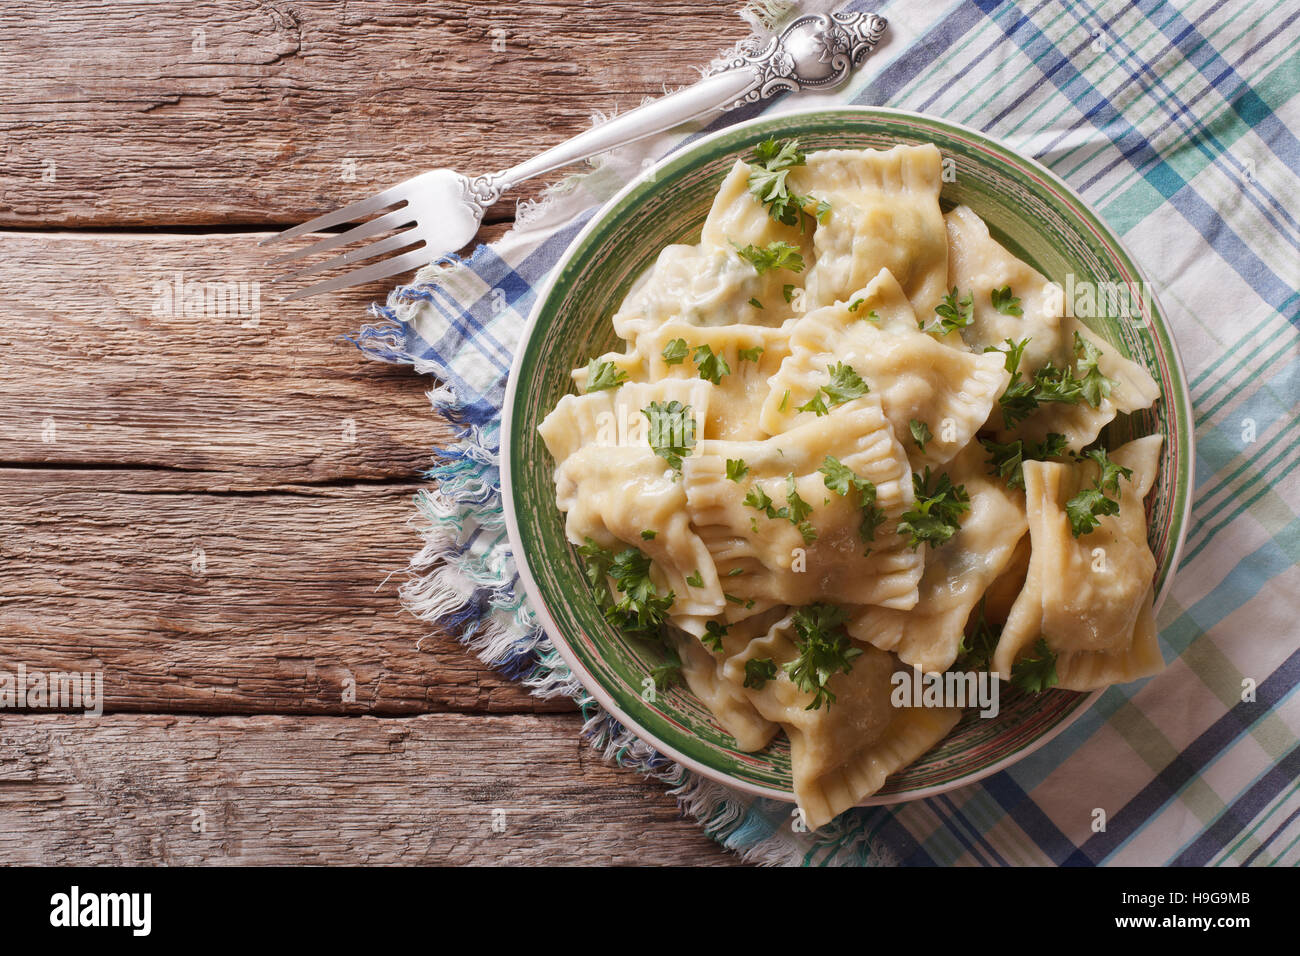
xmin=0 ymin=229 xmax=494 ymax=484
xmin=0 ymin=467 xmax=570 ymax=715
xmin=2 ymin=0 xmax=747 ymax=227
xmin=0 ymin=713 xmax=737 ymax=864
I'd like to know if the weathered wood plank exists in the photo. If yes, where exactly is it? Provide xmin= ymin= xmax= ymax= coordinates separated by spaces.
xmin=0 ymin=713 xmax=738 ymax=864
xmin=0 ymin=469 xmax=570 ymax=715
xmin=2 ymin=0 xmax=747 ymax=227
xmin=0 ymin=229 xmax=520 ymax=484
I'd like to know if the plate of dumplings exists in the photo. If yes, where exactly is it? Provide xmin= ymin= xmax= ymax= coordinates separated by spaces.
xmin=502 ymin=107 xmax=1194 ymax=831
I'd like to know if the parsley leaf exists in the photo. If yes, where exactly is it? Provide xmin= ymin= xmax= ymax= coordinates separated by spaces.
xmin=925 ymin=287 xmax=974 ymax=337
xmin=642 ymin=400 xmax=696 ymax=472
xmin=1084 ymin=447 xmax=1133 ymax=496
xmin=991 ymin=285 xmax=1023 ymax=316
xmin=1073 ymin=331 xmax=1117 ymax=408
xmin=819 ymin=455 xmax=886 ymax=550
xmin=778 ymin=389 xmax=790 ymax=413
xmin=847 ymin=297 xmax=865 ymax=312
xmin=785 ymin=475 xmax=817 ymax=542
xmin=685 ymin=570 xmax=704 ymax=588
xmin=649 ymin=647 xmax=681 ymax=689
xmin=743 ymin=485 xmax=775 ymax=515
xmin=605 ymin=546 xmax=675 ymax=638
xmin=1010 ymin=637 xmax=1059 ymax=693
xmin=746 ymin=137 xmax=828 ymax=229
xmin=661 ymin=338 xmax=689 ymax=366
xmin=584 ymin=358 xmax=627 ymax=392
xmin=725 ymin=458 xmax=749 ymax=482
xmin=897 ymin=468 xmax=971 ymax=550
xmin=748 ymin=297 xmax=764 ymax=309
xmin=821 ymin=362 xmax=870 ymax=405
xmin=979 ymin=432 xmax=1068 ymax=490
xmin=738 ymin=345 xmax=764 ymax=363
xmin=743 ymin=657 xmax=778 ymax=689
xmin=693 ymin=344 xmax=731 ymax=385
xmin=782 ymin=284 xmax=796 ymax=304
xmin=1063 ymin=446 xmax=1133 ymax=535
xmin=784 ymin=603 xmax=862 ymax=710
xmin=956 ymin=598 xmax=999 ymax=672
xmin=910 ymin=419 xmax=933 ymax=452
xmin=796 ymin=392 xmax=829 ymax=417
xmin=1065 ymin=487 xmax=1119 ymax=536
xmin=734 ymin=240 xmax=805 ymax=275
xmin=578 ymin=539 xmax=676 ymax=643
xmin=702 ymin=619 xmax=727 ymax=652
xmin=640 ymin=529 xmax=657 ymax=540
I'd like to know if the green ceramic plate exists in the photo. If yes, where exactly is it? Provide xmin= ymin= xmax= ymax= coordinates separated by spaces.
xmin=502 ymin=107 xmax=1194 ymax=804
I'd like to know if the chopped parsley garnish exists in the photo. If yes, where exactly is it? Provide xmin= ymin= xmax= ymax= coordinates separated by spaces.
xmin=897 ymin=467 xmax=970 ymax=551
xmin=726 ymin=567 xmax=745 ymax=577
xmin=991 ymin=285 xmax=1023 ymax=316
xmin=702 ymin=620 xmax=727 ymax=652
xmin=649 ymin=647 xmax=681 ymax=689
xmin=643 ymin=400 xmax=696 ymax=472
xmin=584 ymin=358 xmax=627 ymax=392
xmin=848 ymin=297 xmax=865 ymax=312
xmin=785 ymin=474 xmax=817 ymax=543
xmin=661 ymin=337 xmax=689 ymax=366
xmin=693 ymin=344 xmax=731 ymax=385
xmin=778 ymin=389 xmax=790 ymax=412
xmin=606 ymin=546 xmax=675 ymax=638
xmin=796 ymin=392 xmax=829 ymax=417
xmin=748 ymin=297 xmax=764 ymax=309
xmin=577 ymin=539 xmax=675 ymax=642
xmin=734 ymin=239 xmax=805 ymax=275
xmin=862 ymin=309 xmax=880 ymax=323
xmin=746 ymin=137 xmax=830 ymax=229
xmin=640 ymin=529 xmax=657 ymax=540
xmin=910 ymin=419 xmax=933 ymax=452
xmin=685 ymin=570 xmax=704 ymax=588
xmin=819 ymin=455 xmax=887 ymax=551
xmin=1010 ymin=637 xmax=1059 ymax=692
xmin=955 ymin=598 xmax=998 ymax=672
xmin=924 ymin=287 xmax=974 ymax=337
xmin=986 ymin=337 xmax=1085 ymax=429
xmin=979 ymin=432 xmax=1068 ymax=490
xmin=726 ymin=458 xmax=749 ymax=482
xmin=782 ymin=284 xmax=796 ymax=304
xmin=744 ymin=657 xmax=778 ymax=689
xmin=784 ymin=603 xmax=862 ymax=710
xmin=798 ymin=362 xmax=870 ymax=416
xmin=1065 ymin=487 xmax=1120 ymax=537
xmin=743 ymin=484 xmax=776 ymax=516
xmin=1064 ymin=447 xmax=1133 ymax=536
xmin=1073 ymin=331 xmax=1117 ymax=408
xmin=1085 ymin=447 xmax=1133 ymax=496
xmin=738 ymin=345 xmax=765 ymax=363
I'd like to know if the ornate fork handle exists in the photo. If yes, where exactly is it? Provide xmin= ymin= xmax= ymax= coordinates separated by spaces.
xmin=467 ymin=11 xmax=887 ymax=212
xmin=713 ymin=11 xmax=889 ymax=108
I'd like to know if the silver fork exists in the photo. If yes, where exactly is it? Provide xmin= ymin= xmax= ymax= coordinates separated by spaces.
xmin=262 ymin=11 xmax=887 ymax=301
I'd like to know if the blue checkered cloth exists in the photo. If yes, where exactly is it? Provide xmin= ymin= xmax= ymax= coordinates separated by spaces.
xmin=355 ymin=0 xmax=1300 ymax=865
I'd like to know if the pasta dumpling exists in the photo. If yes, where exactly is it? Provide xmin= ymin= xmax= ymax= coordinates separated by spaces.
xmin=788 ymin=144 xmax=949 ymax=317
xmin=722 ymin=611 xmax=960 ymax=830
xmin=992 ymin=435 xmax=1164 ymax=689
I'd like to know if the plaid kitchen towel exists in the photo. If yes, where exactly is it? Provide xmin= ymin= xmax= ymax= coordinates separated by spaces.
xmin=354 ymin=0 xmax=1300 ymax=865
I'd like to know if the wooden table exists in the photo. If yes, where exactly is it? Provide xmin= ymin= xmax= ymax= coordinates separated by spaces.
xmin=1 ymin=0 xmax=748 ymax=865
